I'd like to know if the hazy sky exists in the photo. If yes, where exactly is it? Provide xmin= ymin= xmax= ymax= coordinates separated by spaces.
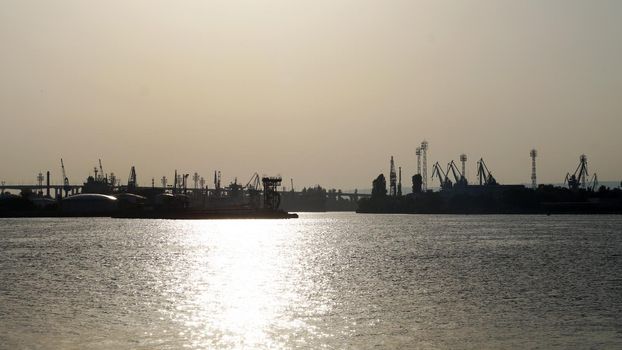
xmin=1 ymin=0 xmax=621 ymax=189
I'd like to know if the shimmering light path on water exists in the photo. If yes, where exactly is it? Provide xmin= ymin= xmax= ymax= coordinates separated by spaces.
xmin=1 ymin=214 xmax=621 ymax=349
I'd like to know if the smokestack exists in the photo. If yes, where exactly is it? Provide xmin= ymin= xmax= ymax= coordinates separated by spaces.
xmin=46 ymin=171 xmax=50 ymax=197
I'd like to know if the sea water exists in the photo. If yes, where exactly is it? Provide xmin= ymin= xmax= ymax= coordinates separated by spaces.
xmin=1 ymin=213 xmax=621 ymax=349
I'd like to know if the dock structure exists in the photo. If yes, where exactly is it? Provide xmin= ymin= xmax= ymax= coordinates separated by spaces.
xmin=0 ymin=163 xmax=369 ymax=210
xmin=1 ymin=184 xmax=82 ymax=199
xmin=0 ymin=183 xmax=369 ymax=201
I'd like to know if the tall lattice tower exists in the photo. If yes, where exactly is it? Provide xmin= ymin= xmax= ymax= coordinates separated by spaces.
xmin=421 ymin=141 xmax=428 ymax=191
xmin=460 ymin=154 xmax=467 ymax=180
xmin=579 ymin=154 xmax=588 ymax=189
xmin=389 ymin=156 xmax=397 ymax=196
xmin=37 ymin=172 xmax=44 ymax=188
xmin=416 ymin=147 xmax=421 ymax=175
xmin=192 ymin=172 xmax=200 ymax=189
xmin=530 ymin=149 xmax=537 ymax=189
xmin=128 ymin=166 xmax=137 ymax=191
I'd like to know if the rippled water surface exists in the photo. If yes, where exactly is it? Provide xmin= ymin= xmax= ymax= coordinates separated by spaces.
xmin=1 ymin=213 xmax=621 ymax=349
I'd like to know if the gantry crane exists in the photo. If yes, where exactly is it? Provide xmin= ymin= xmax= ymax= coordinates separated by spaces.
xmin=262 ymin=176 xmax=282 ymax=210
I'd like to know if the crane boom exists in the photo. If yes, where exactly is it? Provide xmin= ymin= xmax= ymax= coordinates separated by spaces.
xmin=244 ymin=172 xmax=261 ymax=190
xmin=566 ymin=155 xmax=589 ymax=190
xmin=447 ymin=161 xmax=461 ymax=184
xmin=60 ymin=158 xmax=69 ymax=186
xmin=432 ymin=162 xmax=452 ymax=190
xmin=59 ymin=158 xmax=70 ymax=196
xmin=99 ymin=159 xmax=104 ymax=179
xmin=476 ymin=158 xmax=497 ymax=186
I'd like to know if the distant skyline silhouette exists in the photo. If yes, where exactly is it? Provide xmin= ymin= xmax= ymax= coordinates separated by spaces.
xmin=1 ymin=0 xmax=621 ymax=188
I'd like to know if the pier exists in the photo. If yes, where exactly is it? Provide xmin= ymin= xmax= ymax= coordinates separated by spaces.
xmin=0 ymin=183 xmax=370 ymax=201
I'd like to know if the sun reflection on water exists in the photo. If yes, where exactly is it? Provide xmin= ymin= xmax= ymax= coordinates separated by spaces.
xmin=162 ymin=219 xmax=315 ymax=349
xmin=6 ymin=214 xmax=618 ymax=348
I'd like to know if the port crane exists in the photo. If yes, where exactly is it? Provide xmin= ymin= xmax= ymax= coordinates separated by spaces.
xmin=242 ymin=172 xmax=262 ymax=207
xmin=244 ymin=172 xmax=261 ymax=191
xmin=98 ymin=159 xmax=105 ymax=182
xmin=564 ymin=154 xmax=590 ymax=190
xmin=447 ymin=160 xmax=467 ymax=187
xmin=476 ymin=158 xmax=497 ymax=186
xmin=262 ymin=176 xmax=282 ymax=210
xmin=432 ymin=162 xmax=452 ymax=190
xmin=60 ymin=158 xmax=70 ymax=196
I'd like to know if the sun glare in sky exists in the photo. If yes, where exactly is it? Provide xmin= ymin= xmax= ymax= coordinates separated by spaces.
xmin=1 ymin=0 xmax=621 ymax=188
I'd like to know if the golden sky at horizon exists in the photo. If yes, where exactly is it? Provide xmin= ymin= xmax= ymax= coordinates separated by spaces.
xmin=1 ymin=0 xmax=621 ymax=189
